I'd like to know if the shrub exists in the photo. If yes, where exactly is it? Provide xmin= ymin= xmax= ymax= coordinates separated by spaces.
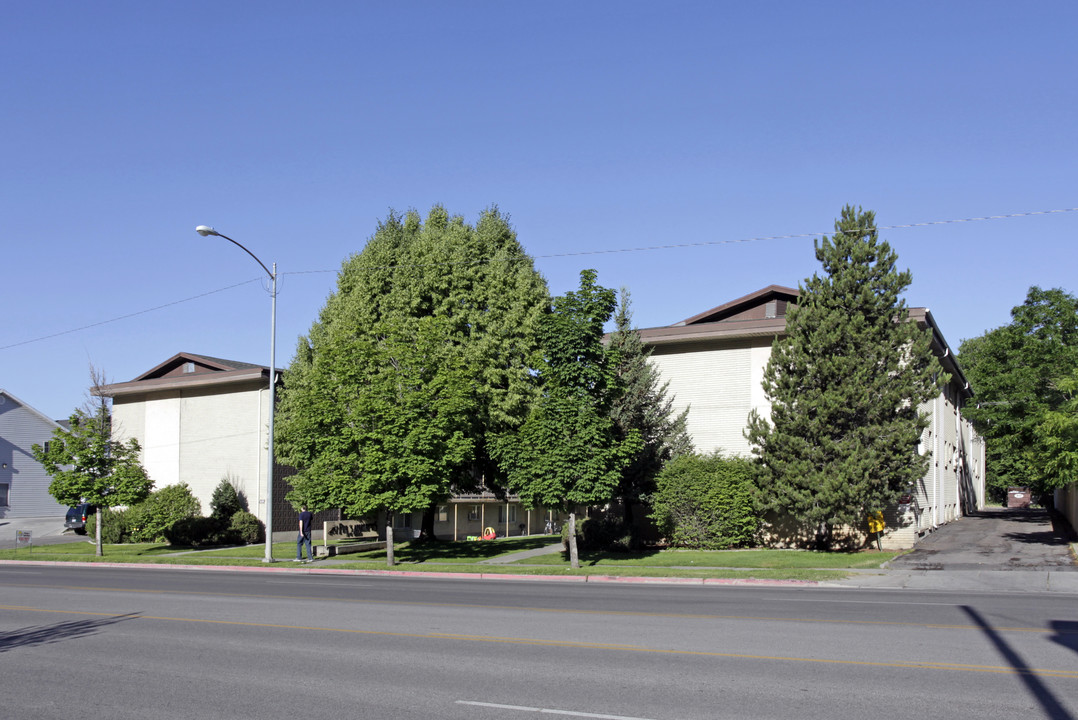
xmin=649 ymin=453 xmax=758 ymax=549
xmin=562 ymin=514 xmax=638 ymax=552
xmin=85 ymin=508 xmax=130 ymax=544
xmin=228 ymin=511 xmax=265 ymax=545
xmin=583 ymin=513 xmax=639 ymax=552
xmin=210 ymin=478 xmax=246 ymax=520
xmin=127 ymin=483 xmax=202 ymax=542
xmin=163 ymin=516 xmax=222 ymax=548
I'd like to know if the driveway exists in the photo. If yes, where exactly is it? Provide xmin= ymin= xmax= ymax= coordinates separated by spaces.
xmin=890 ymin=507 xmax=1078 ymax=572
xmin=0 ymin=515 xmax=87 ymax=550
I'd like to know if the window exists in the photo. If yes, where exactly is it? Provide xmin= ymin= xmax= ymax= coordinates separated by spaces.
xmin=0 ymin=484 xmax=8 ymax=507
xmin=184 ymin=362 xmax=196 ymax=373
xmin=498 ymin=505 xmax=517 ymax=523
xmin=467 ymin=506 xmax=480 ymax=521
xmin=393 ymin=513 xmax=412 ymax=528
xmin=765 ymin=300 xmax=778 ymax=319
xmin=436 ymin=506 xmax=448 ymax=522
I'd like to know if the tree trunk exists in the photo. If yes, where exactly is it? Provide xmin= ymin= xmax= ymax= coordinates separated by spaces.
xmin=95 ymin=507 xmax=103 ymax=557
xmin=568 ymin=511 xmax=580 ymax=569
xmin=815 ymin=521 xmax=832 ymax=552
xmin=385 ymin=512 xmax=395 ymax=567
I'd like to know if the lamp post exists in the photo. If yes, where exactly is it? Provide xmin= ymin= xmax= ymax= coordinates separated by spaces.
xmin=196 ymin=225 xmax=277 ymax=563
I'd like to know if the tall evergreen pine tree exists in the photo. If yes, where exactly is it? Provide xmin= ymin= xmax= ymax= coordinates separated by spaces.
xmin=746 ymin=206 xmax=938 ymax=548
xmin=608 ymin=288 xmax=693 ymax=524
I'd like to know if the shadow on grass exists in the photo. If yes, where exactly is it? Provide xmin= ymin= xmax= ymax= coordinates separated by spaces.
xmin=557 ymin=548 xmax=664 ymax=567
xmin=395 ymin=536 xmax=559 ymax=563
xmin=0 ymin=613 xmax=141 ymax=653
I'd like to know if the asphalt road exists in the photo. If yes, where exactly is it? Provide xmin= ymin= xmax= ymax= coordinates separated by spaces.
xmin=890 ymin=507 xmax=1078 ymax=571
xmin=2 ymin=565 xmax=1077 ymax=720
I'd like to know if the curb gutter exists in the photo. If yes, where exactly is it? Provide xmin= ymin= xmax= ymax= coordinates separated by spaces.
xmin=0 ymin=559 xmax=817 ymax=587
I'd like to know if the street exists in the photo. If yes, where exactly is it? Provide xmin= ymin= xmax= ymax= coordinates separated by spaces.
xmin=2 ymin=564 xmax=1076 ymax=720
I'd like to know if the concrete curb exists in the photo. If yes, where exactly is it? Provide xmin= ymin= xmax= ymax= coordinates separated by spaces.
xmin=0 ymin=559 xmax=818 ymax=587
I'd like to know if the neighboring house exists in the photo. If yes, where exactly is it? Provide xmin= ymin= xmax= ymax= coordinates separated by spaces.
xmin=0 ymin=390 xmax=68 ymax=518
xmin=100 ymin=353 xmax=295 ymax=529
xmin=637 ymin=285 xmax=986 ymax=549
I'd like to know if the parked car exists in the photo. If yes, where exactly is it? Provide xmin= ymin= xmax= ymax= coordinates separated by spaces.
xmin=65 ymin=504 xmax=94 ymax=534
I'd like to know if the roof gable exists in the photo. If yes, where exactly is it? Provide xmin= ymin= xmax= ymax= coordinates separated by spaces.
xmin=134 ymin=352 xmax=266 ymax=381
xmin=675 ymin=285 xmax=799 ymax=326
xmin=0 ymin=389 xmax=66 ymax=430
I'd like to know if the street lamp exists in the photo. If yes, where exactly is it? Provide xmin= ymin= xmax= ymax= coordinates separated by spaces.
xmin=196 ymin=225 xmax=278 ymax=563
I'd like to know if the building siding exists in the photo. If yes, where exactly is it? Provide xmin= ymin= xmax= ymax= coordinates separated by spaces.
xmin=649 ymin=338 xmax=766 ymax=457
xmin=0 ymin=392 xmax=67 ymax=518
xmin=112 ymin=380 xmax=269 ymax=522
xmin=644 ymin=332 xmax=985 ymax=550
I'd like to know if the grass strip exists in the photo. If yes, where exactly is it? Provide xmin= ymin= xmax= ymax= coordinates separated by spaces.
xmin=0 ymin=537 xmax=880 ymax=582
xmin=518 ymin=548 xmax=898 ymax=569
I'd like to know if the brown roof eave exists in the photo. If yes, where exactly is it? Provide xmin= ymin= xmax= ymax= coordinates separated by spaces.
xmin=97 ymin=368 xmax=270 ymax=398
xmin=637 ymin=317 xmax=788 ymax=345
xmin=908 ymin=308 xmax=973 ymax=399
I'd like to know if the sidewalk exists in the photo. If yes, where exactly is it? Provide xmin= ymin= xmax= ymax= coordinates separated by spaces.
xmin=826 ymin=564 xmax=1078 ymax=593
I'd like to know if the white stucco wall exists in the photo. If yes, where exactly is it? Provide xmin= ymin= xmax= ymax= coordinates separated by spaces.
xmin=646 ymin=335 xmax=984 ymax=549
xmin=648 ymin=338 xmax=772 ymax=457
xmin=112 ymin=380 xmax=269 ymax=522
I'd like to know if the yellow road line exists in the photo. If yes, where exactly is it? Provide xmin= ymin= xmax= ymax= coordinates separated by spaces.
xmin=0 ymin=581 xmax=1067 ymax=636
xmin=6 ymin=577 xmax=1069 ymax=633
xmin=2 ymin=604 xmax=1076 ymax=680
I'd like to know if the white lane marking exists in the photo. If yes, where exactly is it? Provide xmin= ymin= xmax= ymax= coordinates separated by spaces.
xmin=456 ymin=700 xmax=658 ymax=720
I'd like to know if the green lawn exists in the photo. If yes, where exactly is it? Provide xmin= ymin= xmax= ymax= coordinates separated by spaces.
xmin=0 ymin=536 xmax=892 ymax=581
xmin=518 ymin=547 xmax=899 ymax=569
xmin=0 ymin=542 xmax=269 ymax=566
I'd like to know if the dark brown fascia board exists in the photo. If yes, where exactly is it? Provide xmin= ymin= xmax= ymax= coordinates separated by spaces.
xmin=674 ymin=284 xmax=800 ymax=327
xmin=133 ymin=351 xmax=254 ymax=381
xmin=907 ymin=308 xmax=973 ymax=399
xmin=100 ymin=368 xmax=270 ymax=398
xmin=638 ymin=316 xmax=789 ymax=345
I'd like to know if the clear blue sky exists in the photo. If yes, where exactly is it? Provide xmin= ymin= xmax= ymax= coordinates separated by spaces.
xmin=3 ymin=0 xmax=1075 ymax=420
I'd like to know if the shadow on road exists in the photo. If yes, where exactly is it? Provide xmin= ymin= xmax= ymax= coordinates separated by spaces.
xmin=1002 ymin=530 xmax=1071 ymax=546
xmin=1049 ymin=621 xmax=1078 ymax=659
xmin=0 ymin=613 xmax=140 ymax=653
xmin=961 ymin=606 xmax=1074 ymax=720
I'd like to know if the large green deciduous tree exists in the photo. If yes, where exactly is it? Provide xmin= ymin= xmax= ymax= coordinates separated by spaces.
xmin=492 ymin=270 xmax=642 ymax=568
xmin=746 ymin=206 xmax=938 ymax=549
xmin=1026 ymin=369 xmax=1078 ymax=493
xmin=608 ymin=288 xmax=692 ymax=525
xmin=274 ymin=206 xmax=548 ymax=562
xmin=32 ymin=407 xmax=152 ymax=557
xmin=958 ymin=287 xmax=1078 ymax=499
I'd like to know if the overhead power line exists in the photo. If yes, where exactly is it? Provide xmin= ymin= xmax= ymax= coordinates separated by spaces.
xmin=0 ymin=279 xmax=260 ymax=351
xmin=3 ymin=206 xmax=1075 ymax=352
xmin=531 ymin=207 xmax=1078 ymax=259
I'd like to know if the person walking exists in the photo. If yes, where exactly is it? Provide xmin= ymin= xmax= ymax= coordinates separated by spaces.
xmin=295 ymin=505 xmax=314 ymax=563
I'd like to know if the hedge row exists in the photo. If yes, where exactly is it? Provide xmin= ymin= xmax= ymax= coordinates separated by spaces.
xmin=649 ymin=453 xmax=758 ymax=549
xmin=85 ymin=480 xmax=265 ymax=547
